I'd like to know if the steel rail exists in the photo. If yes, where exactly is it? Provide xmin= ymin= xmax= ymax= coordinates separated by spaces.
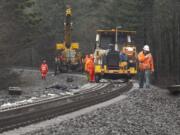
xmin=0 ymin=83 xmax=106 ymax=111
xmin=0 ymin=82 xmax=132 ymax=133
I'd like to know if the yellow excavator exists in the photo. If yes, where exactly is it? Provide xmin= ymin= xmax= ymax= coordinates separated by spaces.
xmin=55 ymin=6 xmax=82 ymax=74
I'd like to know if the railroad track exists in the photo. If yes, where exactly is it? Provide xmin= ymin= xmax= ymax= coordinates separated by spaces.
xmin=0 ymin=81 xmax=132 ymax=133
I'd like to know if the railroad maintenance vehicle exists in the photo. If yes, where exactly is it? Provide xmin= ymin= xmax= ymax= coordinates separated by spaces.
xmin=93 ymin=29 xmax=137 ymax=82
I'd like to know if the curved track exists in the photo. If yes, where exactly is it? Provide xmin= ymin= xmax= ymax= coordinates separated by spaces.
xmin=0 ymin=80 xmax=132 ymax=133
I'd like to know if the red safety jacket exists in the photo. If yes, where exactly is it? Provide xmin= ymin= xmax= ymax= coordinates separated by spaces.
xmin=87 ymin=59 xmax=94 ymax=74
xmin=40 ymin=64 xmax=48 ymax=74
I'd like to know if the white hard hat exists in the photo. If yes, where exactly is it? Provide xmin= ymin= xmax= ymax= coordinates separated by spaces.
xmin=143 ymin=45 xmax=150 ymax=51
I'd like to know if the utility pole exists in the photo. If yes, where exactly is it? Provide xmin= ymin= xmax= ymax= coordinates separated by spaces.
xmin=115 ymin=26 xmax=122 ymax=51
xmin=31 ymin=47 xmax=33 ymax=68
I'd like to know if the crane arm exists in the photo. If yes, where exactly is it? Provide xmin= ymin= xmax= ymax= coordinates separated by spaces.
xmin=64 ymin=7 xmax=72 ymax=49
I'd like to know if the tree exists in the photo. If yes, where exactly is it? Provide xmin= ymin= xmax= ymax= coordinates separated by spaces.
xmin=0 ymin=0 xmax=40 ymax=88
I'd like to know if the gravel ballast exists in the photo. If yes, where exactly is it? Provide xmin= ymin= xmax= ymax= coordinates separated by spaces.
xmin=0 ymin=69 xmax=87 ymax=107
xmin=8 ymin=83 xmax=179 ymax=135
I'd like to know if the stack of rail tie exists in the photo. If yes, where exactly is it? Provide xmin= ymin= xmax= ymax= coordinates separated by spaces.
xmin=8 ymin=87 xmax=22 ymax=95
xmin=167 ymin=85 xmax=180 ymax=94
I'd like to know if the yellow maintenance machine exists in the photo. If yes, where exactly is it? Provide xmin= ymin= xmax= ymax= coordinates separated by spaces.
xmin=55 ymin=6 xmax=82 ymax=74
xmin=94 ymin=29 xmax=137 ymax=82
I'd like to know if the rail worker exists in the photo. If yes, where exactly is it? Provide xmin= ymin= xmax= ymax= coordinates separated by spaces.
xmin=84 ymin=55 xmax=90 ymax=80
xmin=85 ymin=54 xmax=95 ymax=82
xmin=88 ymin=54 xmax=95 ymax=82
xmin=54 ymin=55 xmax=60 ymax=76
xmin=120 ymin=50 xmax=128 ymax=62
xmin=40 ymin=60 xmax=48 ymax=80
xmin=138 ymin=45 xmax=154 ymax=88
xmin=84 ymin=55 xmax=89 ymax=70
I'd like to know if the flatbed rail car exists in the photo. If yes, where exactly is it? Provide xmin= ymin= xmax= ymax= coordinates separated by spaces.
xmin=94 ymin=29 xmax=137 ymax=82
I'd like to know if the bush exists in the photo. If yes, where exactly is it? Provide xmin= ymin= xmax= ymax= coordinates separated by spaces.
xmin=0 ymin=68 xmax=21 ymax=90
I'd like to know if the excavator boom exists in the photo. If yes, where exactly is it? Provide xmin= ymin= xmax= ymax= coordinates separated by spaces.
xmin=55 ymin=6 xmax=82 ymax=74
xmin=64 ymin=7 xmax=72 ymax=49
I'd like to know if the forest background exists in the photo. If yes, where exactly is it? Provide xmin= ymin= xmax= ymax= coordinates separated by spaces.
xmin=0 ymin=0 xmax=180 ymax=88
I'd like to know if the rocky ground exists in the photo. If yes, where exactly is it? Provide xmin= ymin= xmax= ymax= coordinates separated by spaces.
xmin=0 ymin=69 xmax=87 ymax=107
xmin=3 ymin=83 xmax=179 ymax=135
xmin=1 ymin=69 xmax=180 ymax=135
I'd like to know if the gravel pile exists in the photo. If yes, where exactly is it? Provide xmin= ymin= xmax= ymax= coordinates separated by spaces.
xmin=0 ymin=69 xmax=87 ymax=107
xmin=22 ymin=84 xmax=180 ymax=135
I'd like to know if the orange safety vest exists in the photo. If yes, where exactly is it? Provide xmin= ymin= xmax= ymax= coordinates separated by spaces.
xmin=85 ymin=58 xmax=94 ymax=73
xmin=138 ymin=51 xmax=154 ymax=71
xmin=84 ymin=56 xmax=88 ymax=64
xmin=85 ymin=58 xmax=90 ymax=72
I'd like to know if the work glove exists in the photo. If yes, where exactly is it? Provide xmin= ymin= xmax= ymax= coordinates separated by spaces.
xmin=151 ymin=70 xmax=154 ymax=74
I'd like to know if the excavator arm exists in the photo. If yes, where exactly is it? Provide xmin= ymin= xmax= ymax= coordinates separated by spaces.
xmin=64 ymin=7 xmax=72 ymax=49
xmin=55 ymin=6 xmax=82 ymax=73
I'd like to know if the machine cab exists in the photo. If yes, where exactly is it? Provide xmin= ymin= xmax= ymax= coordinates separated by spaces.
xmin=95 ymin=29 xmax=136 ymax=50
